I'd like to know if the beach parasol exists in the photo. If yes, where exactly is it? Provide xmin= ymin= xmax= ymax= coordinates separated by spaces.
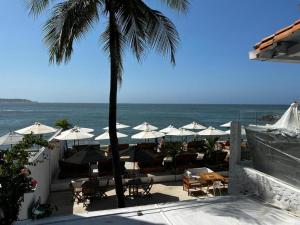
xmin=103 ymin=122 xmax=130 ymax=130
xmin=0 ymin=132 xmax=23 ymax=146
xmin=95 ymin=130 xmax=128 ymax=140
xmin=182 ymin=121 xmax=206 ymax=130
xmin=220 ymin=121 xmax=232 ymax=128
xmin=197 ymin=126 xmax=227 ymax=136
xmin=133 ymin=122 xmax=158 ymax=131
xmin=167 ymin=128 xmax=196 ymax=136
xmin=131 ymin=129 xmax=165 ymax=140
xmin=15 ymin=122 xmax=57 ymax=135
xmin=62 ymin=126 xmax=94 ymax=135
xmin=159 ymin=125 xmax=179 ymax=133
xmin=55 ymin=127 xmax=94 ymax=141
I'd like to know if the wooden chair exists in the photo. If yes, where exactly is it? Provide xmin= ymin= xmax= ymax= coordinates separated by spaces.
xmin=141 ymin=178 xmax=154 ymax=197
xmin=212 ymin=181 xmax=223 ymax=196
xmin=182 ymin=176 xmax=204 ymax=196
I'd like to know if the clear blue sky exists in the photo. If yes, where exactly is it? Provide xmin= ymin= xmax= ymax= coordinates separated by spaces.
xmin=1 ymin=0 xmax=300 ymax=104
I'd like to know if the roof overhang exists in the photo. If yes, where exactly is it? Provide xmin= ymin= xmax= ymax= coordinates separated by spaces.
xmin=250 ymin=19 xmax=300 ymax=63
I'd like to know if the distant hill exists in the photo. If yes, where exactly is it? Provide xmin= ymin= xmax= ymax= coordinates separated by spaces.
xmin=0 ymin=99 xmax=37 ymax=103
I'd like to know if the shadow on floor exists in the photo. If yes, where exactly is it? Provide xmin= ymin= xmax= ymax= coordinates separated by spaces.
xmin=85 ymin=193 xmax=179 ymax=212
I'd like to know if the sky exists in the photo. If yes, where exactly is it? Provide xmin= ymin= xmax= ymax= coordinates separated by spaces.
xmin=0 ymin=0 xmax=300 ymax=104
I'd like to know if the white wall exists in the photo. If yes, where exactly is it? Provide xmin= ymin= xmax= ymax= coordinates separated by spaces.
xmin=229 ymin=164 xmax=300 ymax=216
xmin=18 ymin=132 xmax=64 ymax=220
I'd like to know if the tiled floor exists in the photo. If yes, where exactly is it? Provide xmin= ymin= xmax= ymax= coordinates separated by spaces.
xmin=50 ymin=181 xmax=224 ymax=216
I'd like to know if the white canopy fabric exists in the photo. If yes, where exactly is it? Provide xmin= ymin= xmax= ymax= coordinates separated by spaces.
xmin=131 ymin=129 xmax=165 ymax=139
xmin=249 ymin=102 xmax=300 ymax=134
xmin=103 ymin=123 xmax=130 ymax=130
xmin=55 ymin=128 xmax=94 ymax=140
xmin=198 ymin=126 xmax=227 ymax=136
xmin=133 ymin=122 xmax=158 ymax=131
xmin=271 ymin=102 xmax=300 ymax=132
xmin=167 ymin=128 xmax=196 ymax=136
xmin=15 ymin=122 xmax=57 ymax=135
xmin=159 ymin=125 xmax=178 ymax=134
xmin=0 ymin=132 xmax=23 ymax=145
xmin=62 ymin=126 xmax=94 ymax=135
xmin=182 ymin=121 xmax=206 ymax=130
xmin=95 ymin=131 xmax=128 ymax=140
xmin=220 ymin=121 xmax=232 ymax=128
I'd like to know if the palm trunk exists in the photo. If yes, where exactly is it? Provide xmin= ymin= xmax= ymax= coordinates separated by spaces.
xmin=108 ymin=10 xmax=125 ymax=208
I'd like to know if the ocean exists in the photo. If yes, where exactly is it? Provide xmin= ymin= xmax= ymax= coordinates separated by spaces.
xmin=0 ymin=103 xmax=288 ymax=144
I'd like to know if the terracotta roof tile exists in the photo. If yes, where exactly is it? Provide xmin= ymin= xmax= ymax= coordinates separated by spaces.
xmin=254 ymin=19 xmax=300 ymax=52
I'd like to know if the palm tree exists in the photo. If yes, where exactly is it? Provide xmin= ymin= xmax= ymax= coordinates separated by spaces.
xmin=55 ymin=119 xmax=72 ymax=131
xmin=27 ymin=0 xmax=189 ymax=208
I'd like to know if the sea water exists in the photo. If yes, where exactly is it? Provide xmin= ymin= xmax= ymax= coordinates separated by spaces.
xmin=0 ymin=103 xmax=288 ymax=145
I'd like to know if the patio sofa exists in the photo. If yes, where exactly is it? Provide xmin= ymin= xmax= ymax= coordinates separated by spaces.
xmin=174 ymin=153 xmax=204 ymax=172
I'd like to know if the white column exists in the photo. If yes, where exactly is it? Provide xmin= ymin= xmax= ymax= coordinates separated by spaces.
xmin=228 ymin=121 xmax=241 ymax=194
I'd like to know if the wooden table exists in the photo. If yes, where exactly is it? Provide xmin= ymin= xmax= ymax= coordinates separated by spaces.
xmin=127 ymin=178 xmax=143 ymax=198
xmin=199 ymin=172 xmax=224 ymax=182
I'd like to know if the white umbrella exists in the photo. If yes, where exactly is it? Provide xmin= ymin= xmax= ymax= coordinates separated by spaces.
xmin=167 ymin=128 xmax=196 ymax=136
xmin=220 ymin=121 xmax=232 ymax=128
xmin=15 ymin=122 xmax=57 ymax=135
xmin=62 ymin=126 xmax=94 ymax=135
xmin=0 ymin=132 xmax=23 ymax=146
xmin=55 ymin=127 xmax=94 ymax=141
xmin=131 ymin=129 xmax=165 ymax=139
xmin=198 ymin=126 xmax=227 ymax=136
xmin=95 ymin=130 xmax=128 ymax=140
xmin=182 ymin=121 xmax=206 ymax=130
xmin=159 ymin=125 xmax=178 ymax=133
xmin=133 ymin=122 xmax=158 ymax=131
xmin=103 ymin=123 xmax=130 ymax=130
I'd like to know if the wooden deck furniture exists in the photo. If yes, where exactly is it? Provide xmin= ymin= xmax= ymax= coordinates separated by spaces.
xmin=183 ymin=176 xmax=205 ymax=196
xmin=199 ymin=172 xmax=225 ymax=194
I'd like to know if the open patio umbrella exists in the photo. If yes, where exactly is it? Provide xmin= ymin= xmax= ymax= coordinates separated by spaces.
xmin=197 ymin=126 xmax=227 ymax=136
xmin=159 ymin=125 xmax=178 ymax=133
xmin=103 ymin=122 xmax=130 ymax=130
xmin=133 ymin=122 xmax=158 ymax=131
xmin=0 ymin=132 xmax=23 ymax=147
xmin=64 ymin=149 xmax=106 ymax=165
xmin=15 ymin=122 xmax=57 ymax=135
xmin=62 ymin=126 xmax=94 ymax=135
xmin=182 ymin=121 xmax=206 ymax=130
xmin=131 ymin=129 xmax=165 ymax=140
xmin=167 ymin=128 xmax=196 ymax=136
xmin=95 ymin=130 xmax=128 ymax=140
xmin=55 ymin=127 xmax=94 ymax=141
xmin=220 ymin=121 xmax=232 ymax=128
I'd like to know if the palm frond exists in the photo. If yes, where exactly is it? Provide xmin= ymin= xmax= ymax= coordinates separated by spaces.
xmin=43 ymin=0 xmax=100 ymax=64
xmin=160 ymin=0 xmax=189 ymax=13
xmin=117 ymin=0 xmax=148 ymax=62
xmin=132 ymin=0 xmax=179 ymax=65
xmin=26 ymin=0 xmax=52 ymax=16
